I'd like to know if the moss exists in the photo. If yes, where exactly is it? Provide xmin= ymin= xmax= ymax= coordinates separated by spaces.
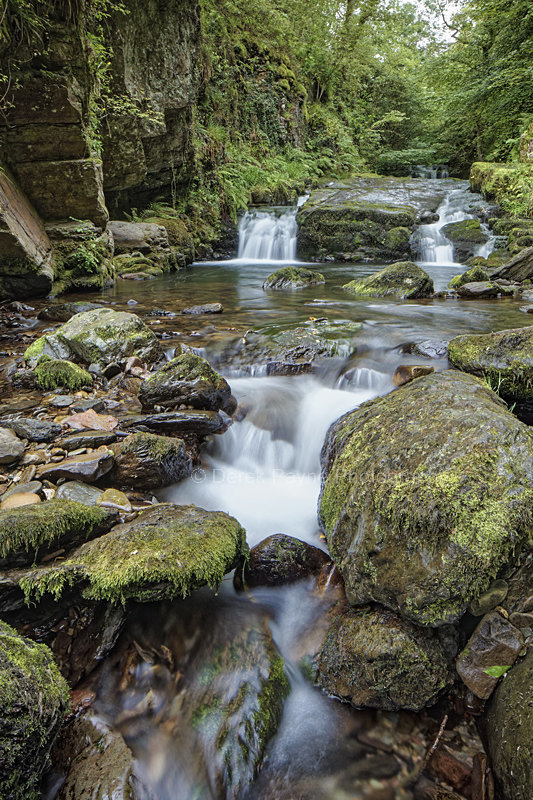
xmin=23 ymin=337 xmax=45 ymax=365
xmin=34 ymin=359 xmax=93 ymax=391
xmin=262 ymin=266 xmax=325 ymax=289
xmin=343 ymin=261 xmax=433 ymax=299
xmin=449 ymin=265 xmax=490 ymax=289
xmin=252 ymin=650 xmax=289 ymax=750
xmin=442 ymin=219 xmax=486 ymax=243
xmin=120 ymin=432 xmax=177 ymax=462
xmin=19 ymin=504 xmax=248 ymax=605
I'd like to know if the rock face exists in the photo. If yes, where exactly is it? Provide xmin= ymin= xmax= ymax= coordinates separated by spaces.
xmin=492 ymin=245 xmax=533 ymax=282
xmin=138 ymin=352 xmax=234 ymax=412
xmin=343 ymin=262 xmax=433 ymax=299
xmin=318 ymin=608 xmax=451 ymax=711
xmin=448 ymin=325 xmax=533 ymax=400
xmin=0 ymin=621 xmax=69 ymax=800
xmin=18 ymin=504 xmax=248 ymax=605
xmin=441 ymin=219 xmax=488 ymax=262
xmin=484 ymin=649 xmax=533 ymax=800
xmin=319 ymin=370 xmax=533 ymax=627
xmin=296 ymin=175 xmax=449 ymax=261
xmin=111 ymin=432 xmax=192 ymax=490
xmin=262 ymin=266 xmax=325 ymax=290
xmin=24 ymin=308 xmax=161 ymax=367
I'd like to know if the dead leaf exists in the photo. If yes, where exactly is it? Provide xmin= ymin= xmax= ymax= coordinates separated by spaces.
xmin=64 ymin=408 xmax=118 ymax=432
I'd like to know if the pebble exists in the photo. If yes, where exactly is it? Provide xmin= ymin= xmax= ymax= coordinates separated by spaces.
xmin=0 ymin=492 xmax=41 ymax=510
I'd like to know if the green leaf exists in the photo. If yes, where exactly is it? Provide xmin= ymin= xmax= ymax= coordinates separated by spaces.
xmin=484 ymin=664 xmax=511 ymax=678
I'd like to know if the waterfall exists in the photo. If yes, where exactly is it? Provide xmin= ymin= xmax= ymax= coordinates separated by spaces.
xmin=237 ymin=208 xmax=298 ymax=262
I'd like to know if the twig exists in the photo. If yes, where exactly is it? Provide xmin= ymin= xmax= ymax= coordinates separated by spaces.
xmin=400 ymin=713 xmax=449 ymax=788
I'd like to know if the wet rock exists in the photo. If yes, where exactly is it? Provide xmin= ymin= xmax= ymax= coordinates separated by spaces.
xmin=24 ymin=307 xmax=161 ymax=367
xmin=38 ymin=301 xmax=104 ymax=322
xmin=138 ymin=352 xmax=234 ymax=413
xmin=262 ymin=266 xmax=325 ymax=290
xmin=0 ymin=499 xmax=117 ymax=568
xmin=403 ymin=339 xmax=448 ymax=359
xmin=392 ymin=364 xmax=434 ymax=386
xmin=456 ymin=281 xmax=501 ymax=298
xmin=119 ymin=409 xmax=228 ymax=438
xmin=110 ymin=432 xmax=192 ymax=490
xmin=469 ymin=579 xmax=509 ymax=616
xmin=60 ymin=429 xmax=117 ymax=451
xmin=34 ymin=359 xmax=93 ymax=391
xmin=18 ymin=503 xmax=248 ymax=604
xmin=0 ymin=621 xmax=69 ymax=800
xmin=72 ymin=397 xmax=105 ymax=413
xmin=441 ymin=219 xmax=489 ymax=262
xmin=97 ymin=488 xmax=132 ymax=513
xmin=1 ymin=417 xmax=61 ymax=443
xmin=0 ymin=492 xmax=41 ymax=510
xmin=55 ymin=481 xmax=104 ymax=505
xmin=234 ymin=534 xmax=331 ymax=590
xmin=319 ymin=370 xmax=533 ymax=626
xmin=52 ymin=711 xmax=151 ymax=800
xmin=39 ymin=447 xmax=115 ymax=483
xmin=47 ymin=394 xmax=75 ymax=408
xmin=0 ymin=428 xmax=24 ymax=464
xmin=448 ymin=265 xmax=490 ymax=289
xmin=1 ymin=480 xmax=42 ymax=501
xmin=491 ymin=245 xmax=533 ymax=282
xmin=456 ymin=611 xmax=524 ymax=699
xmin=343 ymin=261 xmax=433 ymax=299
xmin=318 ymin=607 xmax=451 ymax=711
xmin=484 ymin=649 xmax=533 ymax=800
xmin=182 ymin=302 xmax=223 ymax=314
xmin=448 ymin=325 xmax=533 ymax=400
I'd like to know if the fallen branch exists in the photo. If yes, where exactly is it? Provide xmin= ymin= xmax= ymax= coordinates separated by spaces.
xmin=400 ymin=713 xmax=449 ymax=788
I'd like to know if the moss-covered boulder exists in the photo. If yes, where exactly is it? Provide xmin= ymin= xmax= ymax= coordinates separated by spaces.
xmin=448 ymin=325 xmax=533 ymax=400
xmin=262 ymin=266 xmax=325 ymax=290
xmin=0 ymin=621 xmax=69 ymax=799
xmin=343 ymin=261 xmax=433 ymax=299
xmin=24 ymin=307 xmax=161 ymax=367
xmin=484 ymin=649 xmax=533 ymax=800
xmin=0 ymin=499 xmax=118 ymax=569
xmin=456 ymin=281 xmax=502 ymax=299
xmin=110 ymin=432 xmax=192 ymax=490
xmin=319 ymin=370 xmax=533 ymax=627
xmin=441 ymin=219 xmax=489 ymax=262
xmin=18 ymin=503 xmax=248 ymax=604
xmin=318 ymin=608 xmax=451 ymax=711
xmin=34 ymin=358 xmax=93 ymax=391
xmin=448 ymin=265 xmax=490 ymax=289
xmin=138 ymin=352 xmax=234 ymax=413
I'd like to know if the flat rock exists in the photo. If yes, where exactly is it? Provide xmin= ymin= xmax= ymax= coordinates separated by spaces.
xmin=55 ymin=481 xmax=104 ymax=505
xmin=1 ymin=417 xmax=61 ymax=443
xmin=0 ymin=492 xmax=41 ymax=510
xmin=492 ymin=245 xmax=533 ymax=282
xmin=60 ymin=429 xmax=118 ymax=451
xmin=38 ymin=302 xmax=105 ymax=322
xmin=182 ymin=303 xmax=223 ymax=314
xmin=118 ymin=410 xmax=228 ymax=437
xmin=1 ymin=480 xmax=42 ymax=501
xmin=0 ymin=428 xmax=25 ymax=465
xmin=39 ymin=448 xmax=115 ymax=483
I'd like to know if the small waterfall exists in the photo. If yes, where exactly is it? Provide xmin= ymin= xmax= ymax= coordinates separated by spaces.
xmin=237 ymin=208 xmax=298 ymax=262
xmin=414 ymin=189 xmax=471 ymax=264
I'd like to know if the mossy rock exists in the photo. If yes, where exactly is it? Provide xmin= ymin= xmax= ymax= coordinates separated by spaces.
xmin=319 ymin=370 xmax=533 ymax=627
xmin=343 ymin=261 xmax=433 ymax=299
xmin=441 ymin=219 xmax=489 ymax=263
xmin=24 ymin=308 xmax=161 ymax=367
xmin=18 ymin=503 xmax=248 ymax=605
xmin=448 ymin=265 xmax=490 ymax=289
xmin=318 ymin=607 xmax=451 ymax=711
xmin=34 ymin=359 xmax=93 ymax=392
xmin=448 ymin=325 xmax=533 ymax=400
xmin=0 ymin=499 xmax=118 ymax=569
xmin=262 ymin=266 xmax=325 ymax=290
xmin=0 ymin=621 xmax=70 ymax=799
xmin=138 ymin=352 xmax=234 ymax=413
xmin=110 ymin=432 xmax=193 ymax=490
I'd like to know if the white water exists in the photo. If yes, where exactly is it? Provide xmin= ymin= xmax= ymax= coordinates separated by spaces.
xmin=237 ymin=208 xmax=298 ymax=262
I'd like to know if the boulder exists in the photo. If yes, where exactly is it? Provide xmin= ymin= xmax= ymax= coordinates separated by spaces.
xmin=456 ymin=281 xmax=501 ymax=299
xmin=262 ymin=266 xmax=325 ymax=290
xmin=38 ymin=301 xmax=105 ymax=322
xmin=343 ymin=261 xmax=433 ymax=299
xmin=138 ymin=352 xmax=234 ymax=413
xmin=34 ymin=359 xmax=93 ymax=391
xmin=0 ymin=499 xmax=117 ymax=568
xmin=492 ymin=245 xmax=533 ymax=282
xmin=441 ymin=219 xmax=488 ymax=262
xmin=0 ymin=428 xmax=24 ymax=465
xmin=448 ymin=265 xmax=490 ymax=289
xmin=108 ymin=220 xmax=169 ymax=255
xmin=18 ymin=504 xmax=248 ymax=604
xmin=402 ymin=339 xmax=448 ymax=359
xmin=0 ymin=621 xmax=69 ymax=800
xmin=39 ymin=447 xmax=115 ymax=484
xmin=24 ymin=307 xmax=161 ymax=367
xmin=318 ymin=608 xmax=451 ymax=711
xmin=110 ymin=432 xmax=192 ymax=490
xmin=484 ymin=649 xmax=533 ymax=800
xmin=392 ymin=364 xmax=434 ymax=387
xmin=448 ymin=325 xmax=533 ymax=400
xmin=319 ymin=370 xmax=533 ymax=627
xmin=1 ymin=418 xmax=61 ymax=443
xmin=234 ymin=534 xmax=331 ymax=590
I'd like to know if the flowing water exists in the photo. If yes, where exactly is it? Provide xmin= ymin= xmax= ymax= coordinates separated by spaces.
xmin=45 ymin=179 xmax=527 ymax=798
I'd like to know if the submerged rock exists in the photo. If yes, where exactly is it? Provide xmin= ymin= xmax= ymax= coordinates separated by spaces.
xmin=138 ymin=352 xmax=234 ymax=413
xmin=318 ymin=607 xmax=451 ymax=711
xmin=234 ymin=534 xmax=330 ymax=590
xmin=484 ymin=649 xmax=533 ymax=800
xmin=448 ymin=265 xmax=490 ymax=289
xmin=24 ymin=307 xmax=161 ymax=367
xmin=262 ymin=266 xmax=325 ymax=290
xmin=343 ymin=261 xmax=433 ymax=299
xmin=110 ymin=432 xmax=192 ymax=490
xmin=18 ymin=504 xmax=248 ymax=604
xmin=448 ymin=325 xmax=533 ymax=400
xmin=319 ymin=370 xmax=533 ymax=626
xmin=182 ymin=302 xmax=223 ymax=314
xmin=0 ymin=621 xmax=69 ymax=800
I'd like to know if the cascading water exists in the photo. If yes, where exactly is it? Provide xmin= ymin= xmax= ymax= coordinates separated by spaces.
xmin=237 ymin=208 xmax=298 ymax=262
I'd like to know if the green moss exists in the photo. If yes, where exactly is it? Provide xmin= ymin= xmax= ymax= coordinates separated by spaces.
xmin=120 ymin=432 xmax=179 ymax=462
xmin=34 ymin=359 xmax=93 ymax=391
xmin=145 ymin=352 xmax=226 ymax=390
xmin=448 ymin=265 xmax=491 ymax=288
xmin=23 ymin=337 xmax=46 ymax=364
xmin=263 ymin=266 xmax=325 ymax=289
xmin=253 ymin=650 xmax=289 ymax=750
xmin=343 ymin=261 xmax=433 ymax=299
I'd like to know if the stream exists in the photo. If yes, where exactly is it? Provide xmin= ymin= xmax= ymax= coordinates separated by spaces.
xmin=39 ymin=178 xmax=526 ymax=798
